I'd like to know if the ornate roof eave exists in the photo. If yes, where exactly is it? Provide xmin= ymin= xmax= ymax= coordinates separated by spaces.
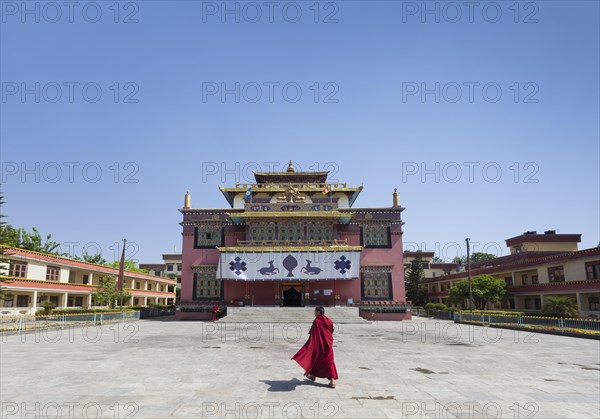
xmin=341 ymin=206 xmax=405 ymax=213
xmin=218 ymin=186 xmax=234 ymax=208
xmin=219 ymin=186 xmax=363 ymax=193
xmin=348 ymin=186 xmax=363 ymax=207
xmin=217 ymin=245 xmax=363 ymax=253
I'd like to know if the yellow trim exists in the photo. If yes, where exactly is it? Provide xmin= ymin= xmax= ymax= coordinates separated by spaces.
xmin=234 ymin=211 xmax=350 ymax=219
xmin=218 ymin=245 xmax=363 ymax=252
xmin=0 ymin=276 xmax=96 ymax=288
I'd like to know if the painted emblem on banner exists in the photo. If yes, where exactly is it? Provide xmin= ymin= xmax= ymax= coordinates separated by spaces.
xmin=334 ymin=255 xmax=352 ymax=275
xmin=229 ymin=256 xmax=247 ymax=276
xmin=258 ymin=261 xmax=279 ymax=276
xmin=282 ymin=255 xmax=298 ymax=277
xmin=301 ymin=260 xmax=322 ymax=275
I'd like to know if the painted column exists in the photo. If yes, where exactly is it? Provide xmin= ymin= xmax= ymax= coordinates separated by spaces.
xmin=32 ymin=291 xmax=38 ymax=309
xmin=87 ymin=294 xmax=93 ymax=308
xmin=89 ymin=273 xmax=93 ymax=286
xmin=144 ymin=296 xmax=148 ymax=307
xmin=576 ymin=293 xmax=583 ymax=311
xmin=62 ymin=293 xmax=69 ymax=308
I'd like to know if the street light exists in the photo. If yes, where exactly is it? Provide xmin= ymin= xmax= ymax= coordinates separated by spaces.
xmin=466 ymin=238 xmax=472 ymax=311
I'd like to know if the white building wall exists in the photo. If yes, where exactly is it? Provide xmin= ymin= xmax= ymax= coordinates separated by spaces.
xmin=27 ymin=262 xmax=47 ymax=280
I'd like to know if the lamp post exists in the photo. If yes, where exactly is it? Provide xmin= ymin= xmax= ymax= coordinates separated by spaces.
xmin=466 ymin=238 xmax=472 ymax=311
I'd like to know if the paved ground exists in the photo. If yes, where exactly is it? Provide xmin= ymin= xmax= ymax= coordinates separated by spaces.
xmin=1 ymin=316 xmax=599 ymax=418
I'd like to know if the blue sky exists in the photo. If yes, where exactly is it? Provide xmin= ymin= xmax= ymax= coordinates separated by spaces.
xmin=1 ymin=1 xmax=598 ymax=263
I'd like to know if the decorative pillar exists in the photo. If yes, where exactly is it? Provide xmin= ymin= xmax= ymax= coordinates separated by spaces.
xmin=392 ymin=188 xmax=400 ymax=207
xmin=87 ymin=294 xmax=93 ymax=308
xmin=184 ymin=191 xmax=191 ymax=209
xmin=62 ymin=293 xmax=69 ymax=308
xmin=32 ymin=291 xmax=38 ymax=309
xmin=88 ymin=273 xmax=93 ymax=286
xmin=576 ymin=293 xmax=583 ymax=311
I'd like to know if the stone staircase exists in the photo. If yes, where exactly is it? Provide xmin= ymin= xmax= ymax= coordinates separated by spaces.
xmin=217 ymin=306 xmax=370 ymax=324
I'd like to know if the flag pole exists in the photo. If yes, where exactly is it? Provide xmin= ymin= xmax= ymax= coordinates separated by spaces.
xmin=118 ymin=238 xmax=127 ymax=310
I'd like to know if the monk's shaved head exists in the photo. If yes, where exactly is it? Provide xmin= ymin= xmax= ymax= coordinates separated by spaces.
xmin=315 ymin=306 xmax=325 ymax=315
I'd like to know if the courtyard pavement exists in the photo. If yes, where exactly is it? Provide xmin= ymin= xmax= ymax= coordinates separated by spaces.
xmin=1 ymin=316 xmax=599 ymax=418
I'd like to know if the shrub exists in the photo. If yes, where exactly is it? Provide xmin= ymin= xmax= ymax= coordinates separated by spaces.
xmin=41 ymin=300 xmax=55 ymax=315
xmin=541 ymin=297 xmax=579 ymax=318
xmin=433 ymin=303 xmax=446 ymax=310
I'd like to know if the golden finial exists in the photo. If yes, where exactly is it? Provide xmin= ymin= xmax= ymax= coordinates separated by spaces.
xmin=392 ymin=188 xmax=399 ymax=208
xmin=287 ymin=160 xmax=295 ymax=173
xmin=184 ymin=190 xmax=191 ymax=209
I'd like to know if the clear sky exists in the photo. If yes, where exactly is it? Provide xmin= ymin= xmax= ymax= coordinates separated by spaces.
xmin=1 ymin=1 xmax=598 ymax=263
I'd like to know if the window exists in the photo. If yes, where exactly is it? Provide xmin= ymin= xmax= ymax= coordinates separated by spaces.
xmin=306 ymin=222 xmax=333 ymax=241
xmin=193 ymin=267 xmax=221 ymax=300
xmin=3 ymin=296 xmax=13 ymax=307
xmin=154 ymin=271 xmax=162 ymax=276
xmin=521 ymin=274 xmax=528 ymax=285
xmin=524 ymin=298 xmax=531 ymax=309
xmin=532 ymin=275 xmax=539 ymax=284
xmin=589 ymin=297 xmax=599 ymax=311
xmin=9 ymin=262 xmax=27 ymax=278
xmin=361 ymin=268 xmax=392 ymax=300
xmin=46 ymin=266 xmax=60 ymax=281
xmin=195 ymin=227 xmax=223 ymax=248
xmin=177 ymin=264 xmax=182 ymax=271
xmin=135 ymin=282 xmax=141 ymax=289
xmin=585 ymin=261 xmax=600 ymax=280
xmin=83 ymin=275 xmax=89 ymax=285
xmin=504 ymin=277 xmax=513 ymax=286
xmin=250 ymin=223 xmax=277 ymax=241
xmin=515 ymin=246 xmax=522 ymax=254
xmin=360 ymin=224 xmax=391 ymax=248
xmin=548 ymin=266 xmax=565 ymax=283
xmin=16 ymin=295 xmax=28 ymax=307
xmin=278 ymin=222 xmax=304 ymax=241
xmin=167 ymin=264 xmax=174 ymax=271
xmin=534 ymin=298 xmax=541 ymax=310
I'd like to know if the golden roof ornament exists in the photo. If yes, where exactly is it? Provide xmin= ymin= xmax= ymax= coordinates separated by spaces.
xmin=392 ymin=188 xmax=399 ymax=208
xmin=184 ymin=190 xmax=191 ymax=209
xmin=287 ymin=160 xmax=295 ymax=173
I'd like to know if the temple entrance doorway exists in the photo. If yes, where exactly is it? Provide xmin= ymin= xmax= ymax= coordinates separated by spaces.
xmin=282 ymin=283 xmax=303 ymax=307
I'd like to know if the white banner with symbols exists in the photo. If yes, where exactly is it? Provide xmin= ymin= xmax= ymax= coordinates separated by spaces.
xmin=217 ymin=251 xmax=361 ymax=281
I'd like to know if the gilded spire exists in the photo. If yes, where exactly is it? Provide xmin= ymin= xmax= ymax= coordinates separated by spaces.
xmin=286 ymin=160 xmax=295 ymax=173
xmin=392 ymin=188 xmax=399 ymax=208
xmin=184 ymin=190 xmax=191 ymax=209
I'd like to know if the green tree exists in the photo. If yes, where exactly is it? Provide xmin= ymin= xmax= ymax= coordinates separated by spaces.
xmin=405 ymin=251 xmax=428 ymax=306
xmin=431 ymin=256 xmax=444 ymax=263
xmin=453 ymin=252 xmax=497 ymax=266
xmin=91 ymin=275 xmax=131 ymax=308
xmin=541 ymin=297 xmax=579 ymax=318
xmin=447 ymin=274 xmax=507 ymax=310
xmin=106 ymin=259 xmax=148 ymax=273
xmin=82 ymin=252 xmax=107 ymax=265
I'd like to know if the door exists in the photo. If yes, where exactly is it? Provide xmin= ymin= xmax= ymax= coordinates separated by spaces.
xmin=283 ymin=285 xmax=303 ymax=307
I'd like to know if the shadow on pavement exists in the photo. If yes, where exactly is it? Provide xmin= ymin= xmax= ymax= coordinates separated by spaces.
xmin=260 ymin=378 xmax=330 ymax=392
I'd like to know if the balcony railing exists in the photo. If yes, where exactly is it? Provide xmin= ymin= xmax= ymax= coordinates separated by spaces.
xmin=236 ymin=239 xmax=348 ymax=247
xmin=231 ymin=183 xmax=350 ymax=189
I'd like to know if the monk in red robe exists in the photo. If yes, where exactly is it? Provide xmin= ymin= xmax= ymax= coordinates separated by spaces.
xmin=292 ymin=306 xmax=338 ymax=388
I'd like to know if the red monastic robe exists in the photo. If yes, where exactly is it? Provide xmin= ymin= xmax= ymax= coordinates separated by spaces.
xmin=292 ymin=314 xmax=339 ymax=379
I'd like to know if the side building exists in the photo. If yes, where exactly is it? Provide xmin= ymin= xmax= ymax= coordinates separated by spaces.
xmin=423 ymin=231 xmax=600 ymax=317
xmin=0 ymin=246 xmax=177 ymax=315
xmin=140 ymin=253 xmax=182 ymax=289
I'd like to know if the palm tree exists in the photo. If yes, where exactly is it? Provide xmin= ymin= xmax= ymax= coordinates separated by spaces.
xmin=541 ymin=297 xmax=579 ymax=318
